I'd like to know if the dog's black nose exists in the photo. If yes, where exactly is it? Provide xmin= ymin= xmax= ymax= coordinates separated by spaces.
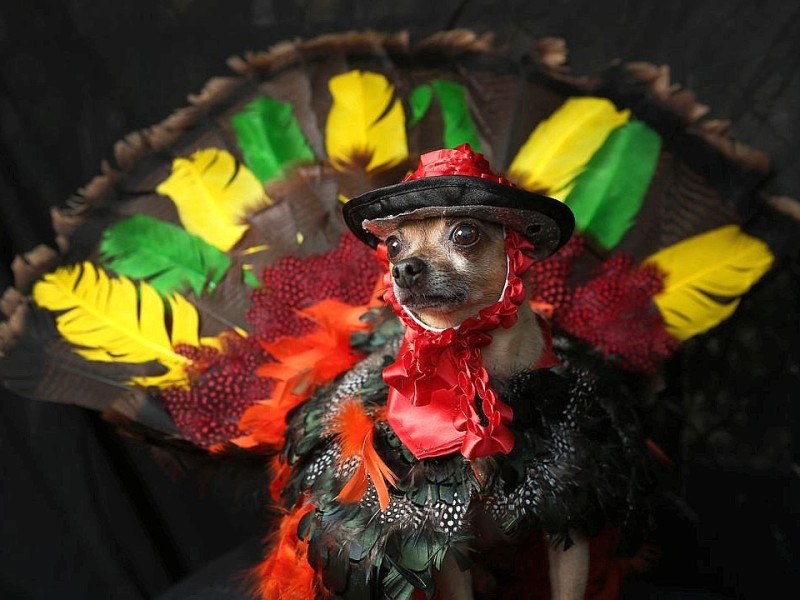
xmin=392 ymin=257 xmax=427 ymax=289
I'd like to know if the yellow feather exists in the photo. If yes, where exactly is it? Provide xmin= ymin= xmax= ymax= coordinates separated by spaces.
xmin=32 ymin=262 xmax=203 ymax=387
xmin=646 ymin=225 xmax=774 ymax=340
xmin=325 ymin=70 xmax=408 ymax=173
xmin=168 ymin=292 xmax=200 ymax=347
xmin=156 ymin=148 xmax=270 ymax=251
xmin=507 ymin=97 xmax=629 ymax=199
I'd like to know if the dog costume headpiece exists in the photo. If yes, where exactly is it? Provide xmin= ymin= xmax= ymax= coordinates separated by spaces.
xmin=343 ymin=143 xmax=574 ymax=259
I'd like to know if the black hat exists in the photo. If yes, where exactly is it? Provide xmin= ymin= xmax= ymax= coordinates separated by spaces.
xmin=342 ymin=145 xmax=574 ymax=259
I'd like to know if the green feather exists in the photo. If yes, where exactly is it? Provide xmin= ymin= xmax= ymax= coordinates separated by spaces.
xmin=98 ymin=214 xmax=231 ymax=296
xmin=241 ymin=266 xmax=261 ymax=289
xmin=407 ymin=84 xmax=433 ymax=128
xmin=381 ymin=565 xmax=415 ymax=600
xmin=430 ymin=79 xmax=482 ymax=151
xmin=564 ymin=120 xmax=661 ymax=248
xmin=398 ymin=535 xmax=431 ymax=573
xmin=230 ymin=95 xmax=315 ymax=182
xmin=407 ymin=80 xmax=482 ymax=150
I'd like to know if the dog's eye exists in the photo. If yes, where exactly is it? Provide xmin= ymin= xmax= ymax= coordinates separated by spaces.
xmin=451 ymin=223 xmax=480 ymax=246
xmin=385 ymin=235 xmax=403 ymax=259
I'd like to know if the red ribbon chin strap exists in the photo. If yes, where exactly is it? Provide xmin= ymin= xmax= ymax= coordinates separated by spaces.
xmin=381 ymin=229 xmax=543 ymax=460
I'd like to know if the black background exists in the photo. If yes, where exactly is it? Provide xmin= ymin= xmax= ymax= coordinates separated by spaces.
xmin=1 ymin=1 xmax=798 ymax=598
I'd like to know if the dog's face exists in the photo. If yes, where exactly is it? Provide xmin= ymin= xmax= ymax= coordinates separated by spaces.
xmin=384 ymin=217 xmax=508 ymax=329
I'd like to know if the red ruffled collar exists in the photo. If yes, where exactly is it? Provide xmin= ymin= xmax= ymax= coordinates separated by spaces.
xmin=379 ymin=229 xmax=547 ymax=460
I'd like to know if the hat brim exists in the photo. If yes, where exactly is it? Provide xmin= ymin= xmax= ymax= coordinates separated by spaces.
xmin=342 ymin=175 xmax=574 ymax=258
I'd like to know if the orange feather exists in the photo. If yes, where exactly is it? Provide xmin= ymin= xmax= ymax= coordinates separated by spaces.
xmin=233 ymin=299 xmax=372 ymax=450
xmin=329 ymin=400 xmax=397 ymax=511
xmin=251 ymin=503 xmax=324 ymax=600
xmin=232 ymin=378 xmax=309 ymax=450
xmin=258 ymin=299 xmax=369 ymax=387
xmin=269 ymin=455 xmax=294 ymax=503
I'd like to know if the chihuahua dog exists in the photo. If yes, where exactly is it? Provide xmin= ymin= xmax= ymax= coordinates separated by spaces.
xmin=383 ymin=215 xmax=589 ymax=600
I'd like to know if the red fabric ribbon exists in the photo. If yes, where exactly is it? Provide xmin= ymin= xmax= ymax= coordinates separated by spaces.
xmin=381 ymin=229 xmax=545 ymax=460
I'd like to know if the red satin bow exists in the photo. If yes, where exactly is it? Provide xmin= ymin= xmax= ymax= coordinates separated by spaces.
xmin=382 ymin=229 xmax=540 ymax=460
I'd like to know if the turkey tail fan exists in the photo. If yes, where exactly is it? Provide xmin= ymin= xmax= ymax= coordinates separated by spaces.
xmin=2 ymin=29 xmax=798 ymax=451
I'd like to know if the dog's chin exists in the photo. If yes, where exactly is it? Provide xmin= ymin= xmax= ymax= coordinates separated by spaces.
xmin=395 ymin=286 xmax=488 ymax=329
xmin=394 ymin=288 xmax=468 ymax=311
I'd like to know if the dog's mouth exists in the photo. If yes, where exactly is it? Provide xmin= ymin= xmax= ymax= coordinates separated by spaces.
xmin=394 ymin=288 xmax=469 ymax=310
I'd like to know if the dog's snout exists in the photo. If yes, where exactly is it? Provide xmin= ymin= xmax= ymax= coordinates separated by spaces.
xmin=392 ymin=257 xmax=427 ymax=289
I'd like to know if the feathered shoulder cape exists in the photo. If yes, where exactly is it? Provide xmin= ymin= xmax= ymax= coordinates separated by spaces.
xmin=266 ymin=306 xmax=655 ymax=599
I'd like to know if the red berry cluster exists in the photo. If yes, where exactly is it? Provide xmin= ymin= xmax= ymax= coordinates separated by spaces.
xmin=555 ymin=253 xmax=679 ymax=372
xmin=160 ymin=334 xmax=273 ymax=447
xmin=528 ymin=235 xmax=586 ymax=312
xmin=246 ymin=232 xmax=383 ymax=343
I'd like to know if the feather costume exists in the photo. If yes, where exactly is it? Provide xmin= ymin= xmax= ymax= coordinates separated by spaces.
xmin=1 ymin=30 xmax=798 ymax=599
